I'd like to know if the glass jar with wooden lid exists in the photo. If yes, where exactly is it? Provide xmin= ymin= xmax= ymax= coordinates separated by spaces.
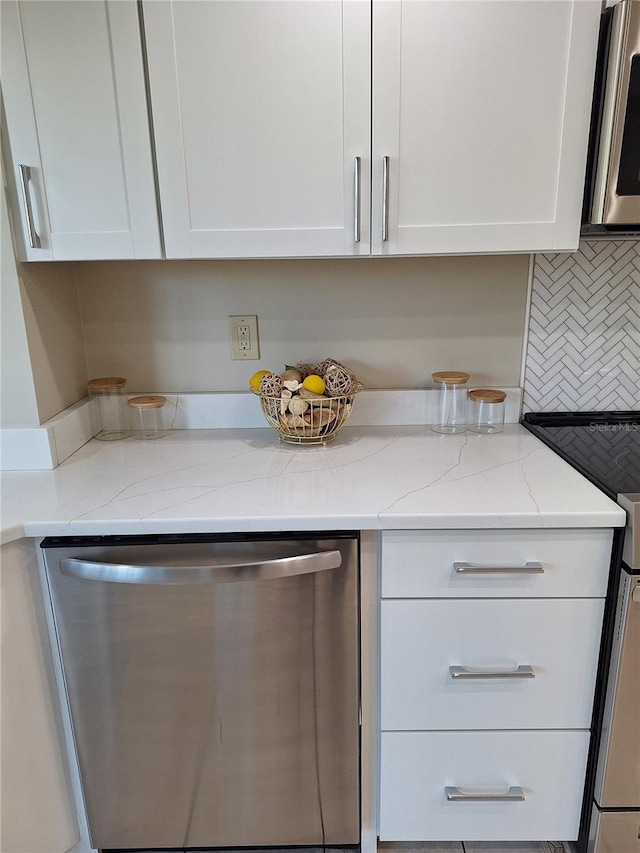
xmin=431 ymin=371 xmax=469 ymax=434
xmin=87 ymin=377 xmax=129 ymax=440
xmin=127 ymin=395 xmax=168 ymax=440
xmin=467 ymin=388 xmax=507 ymax=434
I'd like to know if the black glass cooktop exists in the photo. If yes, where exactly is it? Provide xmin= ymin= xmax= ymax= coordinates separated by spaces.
xmin=522 ymin=411 xmax=640 ymax=500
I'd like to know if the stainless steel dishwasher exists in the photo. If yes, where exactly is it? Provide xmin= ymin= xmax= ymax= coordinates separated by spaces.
xmin=41 ymin=532 xmax=360 ymax=852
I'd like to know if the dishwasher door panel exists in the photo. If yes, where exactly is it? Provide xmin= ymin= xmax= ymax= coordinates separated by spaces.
xmin=43 ymin=537 xmax=360 ymax=850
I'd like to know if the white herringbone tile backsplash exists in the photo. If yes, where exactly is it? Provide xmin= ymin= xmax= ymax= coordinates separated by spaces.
xmin=523 ymin=241 xmax=640 ymax=412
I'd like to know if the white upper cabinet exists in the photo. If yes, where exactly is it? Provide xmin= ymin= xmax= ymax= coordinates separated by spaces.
xmin=371 ymin=0 xmax=602 ymax=256
xmin=1 ymin=1 xmax=161 ymax=261
xmin=142 ymin=0 xmax=371 ymax=259
xmin=1 ymin=0 xmax=601 ymax=261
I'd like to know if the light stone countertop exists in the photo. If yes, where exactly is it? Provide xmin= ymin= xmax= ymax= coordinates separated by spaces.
xmin=0 ymin=425 xmax=626 ymax=544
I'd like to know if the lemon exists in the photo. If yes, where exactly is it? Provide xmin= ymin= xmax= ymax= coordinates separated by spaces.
xmin=249 ymin=370 xmax=270 ymax=391
xmin=302 ymin=374 xmax=325 ymax=395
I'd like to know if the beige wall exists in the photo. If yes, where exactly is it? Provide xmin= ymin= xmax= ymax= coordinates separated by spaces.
xmin=2 ymin=184 xmax=87 ymax=426
xmin=76 ymin=254 xmax=530 ymax=393
xmin=2 ymin=246 xmax=530 ymax=423
xmin=1 ymin=186 xmax=39 ymax=426
xmin=18 ymin=259 xmax=87 ymax=423
xmin=1 ymin=539 xmax=79 ymax=853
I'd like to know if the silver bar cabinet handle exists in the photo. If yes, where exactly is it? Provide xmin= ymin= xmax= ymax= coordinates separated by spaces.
xmin=449 ymin=664 xmax=535 ymax=680
xmin=382 ymin=155 xmax=390 ymax=242
xmin=445 ymin=785 xmax=525 ymax=802
xmin=60 ymin=549 xmax=342 ymax=585
xmin=354 ymin=156 xmax=361 ymax=243
xmin=18 ymin=164 xmax=42 ymax=249
xmin=453 ymin=561 xmax=544 ymax=574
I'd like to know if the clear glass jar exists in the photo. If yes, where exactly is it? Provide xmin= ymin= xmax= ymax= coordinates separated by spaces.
xmin=467 ymin=388 xmax=506 ymax=433
xmin=431 ymin=371 xmax=469 ymax=434
xmin=127 ymin=395 xmax=168 ymax=440
xmin=87 ymin=377 xmax=129 ymax=440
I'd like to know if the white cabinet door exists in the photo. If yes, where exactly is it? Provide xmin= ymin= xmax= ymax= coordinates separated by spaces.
xmin=372 ymin=0 xmax=601 ymax=256
xmin=1 ymin=1 xmax=161 ymax=261
xmin=142 ymin=1 xmax=371 ymax=259
xmin=380 ymin=730 xmax=590 ymax=841
xmin=380 ymin=528 xmax=613 ymax=599
xmin=381 ymin=597 xmax=604 ymax=731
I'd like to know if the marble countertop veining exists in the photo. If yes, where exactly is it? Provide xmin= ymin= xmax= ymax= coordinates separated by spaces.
xmin=0 ymin=425 xmax=626 ymax=544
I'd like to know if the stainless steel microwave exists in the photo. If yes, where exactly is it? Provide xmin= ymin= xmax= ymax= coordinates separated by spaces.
xmin=586 ymin=0 xmax=640 ymax=229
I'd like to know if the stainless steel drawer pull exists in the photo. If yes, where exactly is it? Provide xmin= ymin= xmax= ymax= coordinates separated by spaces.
xmin=60 ymin=549 xmax=342 ymax=585
xmin=449 ymin=664 xmax=535 ymax=680
xmin=18 ymin=164 xmax=42 ymax=249
xmin=445 ymin=785 xmax=525 ymax=802
xmin=453 ymin=561 xmax=544 ymax=574
xmin=382 ymin=155 xmax=390 ymax=241
xmin=354 ymin=156 xmax=361 ymax=243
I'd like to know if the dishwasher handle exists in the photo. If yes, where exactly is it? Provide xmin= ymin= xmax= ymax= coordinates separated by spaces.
xmin=59 ymin=549 xmax=343 ymax=585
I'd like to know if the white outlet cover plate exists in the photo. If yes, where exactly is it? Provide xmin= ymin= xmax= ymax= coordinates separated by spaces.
xmin=229 ymin=315 xmax=259 ymax=360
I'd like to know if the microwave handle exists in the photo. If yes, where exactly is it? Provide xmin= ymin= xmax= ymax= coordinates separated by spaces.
xmin=60 ymin=549 xmax=342 ymax=585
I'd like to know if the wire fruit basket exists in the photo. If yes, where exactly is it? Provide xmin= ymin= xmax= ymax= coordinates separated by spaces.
xmin=253 ymin=384 xmax=362 ymax=445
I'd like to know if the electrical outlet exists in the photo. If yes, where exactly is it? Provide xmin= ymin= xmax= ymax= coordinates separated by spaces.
xmin=229 ymin=315 xmax=260 ymax=360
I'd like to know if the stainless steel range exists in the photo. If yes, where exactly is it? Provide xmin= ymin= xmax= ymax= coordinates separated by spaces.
xmin=523 ymin=412 xmax=639 ymax=853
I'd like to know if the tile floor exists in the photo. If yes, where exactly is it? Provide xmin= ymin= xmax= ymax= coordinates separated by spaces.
xmin=379 ymin=841 xmax=572 ymax=853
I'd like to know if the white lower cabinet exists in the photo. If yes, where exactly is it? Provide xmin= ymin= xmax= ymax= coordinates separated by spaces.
xmin=380 ymin=528 xmax=612 ymax=599
xmin=379 ymin=528 xmax=613 ymax=843
xmin=382 ymin=597 xmax=604 ymax=731
xmin=379 ymin=730 xmax=590 ymax=842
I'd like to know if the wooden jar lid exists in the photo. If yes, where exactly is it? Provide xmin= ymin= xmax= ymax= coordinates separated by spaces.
xmin=468 ymin=388 xmax=507 ymax=403
xmin=127 ymin=395 xmax=167 ymax=409
xmin=431 ymin=371 xmax=470 ymax=385
xmin=87 ymin=377 xmax=127 ymax=390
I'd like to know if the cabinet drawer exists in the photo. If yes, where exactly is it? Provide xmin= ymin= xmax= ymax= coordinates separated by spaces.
xmin=379 ymin=730 xmax=590 ymax=841
xmin=381 ymin=598 xmax=604 ymax=730
xmin=381 ymin=529 xmax=612 ymax=598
